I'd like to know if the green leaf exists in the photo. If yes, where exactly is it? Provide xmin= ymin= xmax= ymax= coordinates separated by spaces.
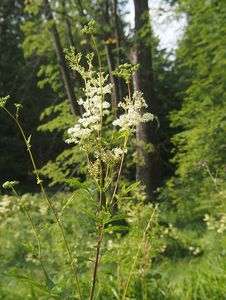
xmin=45 ymin=275 xmax=56 ymax=291
xmin=115 ymin=194 xmax=133 ymax=201
xmin=61 ymin=193 xmax=76 ymax=215
xmin=122 ymin=181 xmax=141 ymax=194
xmin=111 ymin=130 xmax=127 ymax=142
xmin=104 ymin=213 xmax=127 ymax=225
xmin=13 ymin=275 xmax=60 ymax=299
xmin=103 ymin=225 xmax=129 ymax=234
xmin=59 ymin=290 xmax=72 ymax=300
xmin=98 ymin=210 xmax=111 ymax=224
xmin=63 ymin=178 xmax=88 ymax=190
xmin=79 ymin=207 xmax=98 ymax=222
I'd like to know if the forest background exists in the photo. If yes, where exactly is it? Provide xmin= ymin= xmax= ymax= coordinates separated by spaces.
xmin=0 ymin=0 xmax=225 ymax=299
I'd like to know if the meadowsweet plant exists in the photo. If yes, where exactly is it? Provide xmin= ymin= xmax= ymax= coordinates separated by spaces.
xmin=0 ymin=19 xmax=156 ymax=300
xmin=64 ymin=20 xmax=154 ymax=299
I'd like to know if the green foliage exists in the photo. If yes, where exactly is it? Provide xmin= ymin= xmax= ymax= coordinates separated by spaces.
xmin=154 ymin=2 xmax=226 ymax=298
xmin=163 ymin=0 xmax=226 ymax=223
xmin=0 ymin=191 xmax=160 ymax=299
xmin=0 ymin=0 xmax=54 ymax=187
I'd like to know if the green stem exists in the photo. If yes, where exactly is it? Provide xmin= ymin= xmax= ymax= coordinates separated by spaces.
xmin=2 ymin=107 xmax=82 ymax=300
xmin=91 ymin=34 xmax=104 ymax=209
xmin=110 ymin=82 xmax=132 ymax=207
xmin=121 ymin=205 xmax=158 ymax=300
xmin=12 ymin=187 xmax=47 ymax=277
xmin=110 ymin=134 xmax=128 ymax=208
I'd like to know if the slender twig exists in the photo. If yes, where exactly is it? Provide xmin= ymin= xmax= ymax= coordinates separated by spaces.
xmin=122 ymin=205 xmax=158 ymax=300
xmin=2 ymin=107 xmax=82 ymax=300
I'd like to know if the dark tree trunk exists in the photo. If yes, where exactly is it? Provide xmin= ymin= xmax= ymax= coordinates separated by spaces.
xmin=43 ymin=0 xmax=80 ymax=116
xmin=133 ymin=0 xmax=161 ymax=200
xmin=61 ymin=0 xmax=84 ymax=92
xmin=104 ymin=0 xmax=120 ymax=109
xmin=105 ymin=43 xmax=119 ymax=109
xmin=112 ymin=0 xmax=120 ymax=66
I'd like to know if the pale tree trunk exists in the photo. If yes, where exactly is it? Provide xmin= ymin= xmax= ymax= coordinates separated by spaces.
xmin=112 ymin=0 xmax=122 ymax=101
xmin=43 ymin=0 xmax=80 ymax=115
xmin=133 ymin=0 xmax=161 ymax=199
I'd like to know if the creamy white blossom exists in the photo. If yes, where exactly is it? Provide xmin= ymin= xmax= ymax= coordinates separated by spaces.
xmin=112 ymin=147 xmax=127 ymax=160
xmin=66 ymin=125 xmax=93 ymax=144
xmin=203 ymin=213 xmax=226 ymax=233
xmin=0 ymin=195 xmax=10 ymax=214
xmin=66 ymin=73 xmax=112 ymax=145
xmin=113 ymin=91 xmax=154 ymax=132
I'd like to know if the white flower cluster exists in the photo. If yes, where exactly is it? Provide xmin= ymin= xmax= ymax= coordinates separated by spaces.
xmin=112 ymin=147 xmax=127 ymax=161
xmin=66 ymin=73 xmax=112 ymax=145
xmin=65 ymin=55 xmax=154 ymax=150
xmin=204 ymin=213 xmax=226 ymax=233
xmin=189 ymin=246 xmax=201 ymax=255
xmin=113 ymin=91 xmax=154 ymax=132
xmin=0 ymin=195 xmax=10 ymax=214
